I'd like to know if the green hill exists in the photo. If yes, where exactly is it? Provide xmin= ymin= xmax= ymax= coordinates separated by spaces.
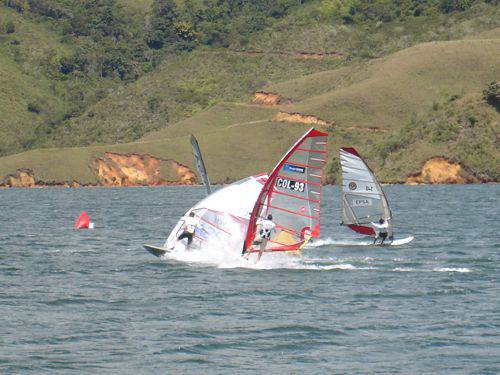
xmin=266 ymin=39 xmax=500 ymax=130
xmin=1 ymin=37 xmax=498 ymax=185
xmin=0 ymin=1 xmax=499 ymax=186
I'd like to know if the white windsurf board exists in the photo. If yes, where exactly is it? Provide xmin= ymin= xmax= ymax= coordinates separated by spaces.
xmin=144 ymin=244 xmax=171 ymax=258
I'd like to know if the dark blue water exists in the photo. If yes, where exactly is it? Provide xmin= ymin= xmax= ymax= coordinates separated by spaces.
xmin=1 ymin=185 xmax=499 ymax=374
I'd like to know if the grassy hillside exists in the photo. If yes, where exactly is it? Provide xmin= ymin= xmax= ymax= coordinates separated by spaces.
xmin=369 ymin=93 xmax=499 ymax=183
xmin=0 ymin=121 xmax=310 ymax=184
xmin=267 ymin=39 xmax=500 ymax=130
xmin=246 ymin=2 xmax=500 ymax=58
xmin=0 ymin=7 xmax=72 ymax=154
xmin=0 ymin=35 xmax=499 ymax=184
xmin=49 ymin=50 xmax=339 ymax=146
xmin=1 ymin=0 xmax=498 ymax=157
xmin=0 ymin=1 xmax=499 ymax=185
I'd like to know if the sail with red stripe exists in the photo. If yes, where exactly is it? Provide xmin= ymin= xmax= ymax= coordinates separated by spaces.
xmin=340 ymin=147 xmax=392 ymax=237
xmin=243 ymin=128 xmax=328 ymax=255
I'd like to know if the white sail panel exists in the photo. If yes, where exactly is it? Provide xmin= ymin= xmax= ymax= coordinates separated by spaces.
xmin=165 ymin=174 xmax=268 ymax=250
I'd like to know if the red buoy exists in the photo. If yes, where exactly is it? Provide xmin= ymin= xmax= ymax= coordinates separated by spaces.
xmin=75 ymin=211 xmax=90 ymax=230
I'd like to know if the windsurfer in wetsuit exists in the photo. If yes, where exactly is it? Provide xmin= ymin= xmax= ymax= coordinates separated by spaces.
xmin=177 ymin=211 xmax=198 ymax=250
xmin=253 ymin=214 xmax=276 ymax=261
xmin=371 ymin=218 xmax=390 ymax=245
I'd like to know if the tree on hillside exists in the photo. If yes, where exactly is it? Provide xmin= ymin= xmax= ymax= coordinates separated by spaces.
xmin=147 ymin=0 xmax=179 ymax=49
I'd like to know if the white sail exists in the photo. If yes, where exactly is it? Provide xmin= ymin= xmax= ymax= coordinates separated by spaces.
xmin=165 ymin=174 xmax=268 ymax=251
xmin=340 ymin=147 xmax=392 ymax=237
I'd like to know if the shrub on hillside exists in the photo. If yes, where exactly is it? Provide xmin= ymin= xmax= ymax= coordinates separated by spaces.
xmin=440 ymin=0 xmax=475 ymax=12
xmin=483 ymin=81 xmax=500 ymax=107
xmin=5 ymin=20 xmax=15 ymax=33
xmin=27 ymin=0 xmax=71 ymax=19
xmin=27 ymin=102 xmax=42 ymax=114
xmin=4 ymin=0 xmax=29 ymax=12
xmin=147 ymin=0 xmax=179 ymax=49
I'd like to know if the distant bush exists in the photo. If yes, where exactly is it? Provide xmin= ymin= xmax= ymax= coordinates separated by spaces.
xmin=146 ymin=0 xmax=179 ymax=49
xmin=27 ymin=102 xmax=42 ymax=114
xmin=431 ymin=121 xmax=460 ymax=143
xmin=483 ymin=81 xmax=500 ymax=107
xmin=27 ymin=0 xmax=71 ymax=19
xmin=440 ymin=0 xmax=476 ymax=12
xmin=4 ymin=0 xmax=29 ymax=13
xmin=58 ymin=54 xmax=86 ymax=75
xmin=147 ymin=96 xmax=161 ymax=113
xmin=5 ymin=20 xmax=15 ymax=33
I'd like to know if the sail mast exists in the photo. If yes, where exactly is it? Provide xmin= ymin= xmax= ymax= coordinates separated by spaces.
xmin=190 ymin=134 xmax=211 ymax=196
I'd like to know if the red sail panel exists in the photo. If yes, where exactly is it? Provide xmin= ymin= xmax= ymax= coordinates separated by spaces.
xmin=243 ymin=128 xmax=328 ymax=254
xmin=347 ymin=224 xmax=375 ymax=236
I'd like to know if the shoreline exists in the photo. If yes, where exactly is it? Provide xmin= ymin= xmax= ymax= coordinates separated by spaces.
xmin=1 ymin=181 xmax=497 ymax=189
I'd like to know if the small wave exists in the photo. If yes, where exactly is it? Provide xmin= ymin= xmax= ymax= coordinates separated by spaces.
xmin=433 ymin=267 xmax=471 ymax=273
xmin=393 ymin=267 xmax=415 ymax=272
xmin=306 ymin=237 xmax=372 ymax=248
xmin=392 ymin=267 xmax=471 ymax=273
xmin=162 ymin=244 xmax=376 ymax=271
xmin=298 ymin=263 xmax=375 ymax=271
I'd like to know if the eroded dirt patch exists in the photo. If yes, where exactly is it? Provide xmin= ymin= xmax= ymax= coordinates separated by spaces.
xmin=406 ymin=157 xmax=478 ymax=184
xmin=2 ymin=169 xmax=36 ymax=187
xmin=252 ymin=91 xmax=292 ymax=106
xmin=274 ymin=111 xmax=332 ymax=126
xmin=92 ymin=152 xmax=196 ymax=186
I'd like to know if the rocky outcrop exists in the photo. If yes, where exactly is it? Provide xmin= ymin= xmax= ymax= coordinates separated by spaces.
xmin=92 ymin=152 xmax=196 ymax=186
xmin=2 ymin=169 xmax=36 ymax=187
xmin=1 ymin=153 xmax=196 ymax=188
xmin=274 ymin=111 xmax=332 ymax=126
xmin=406 ymin=157 xmax=478 ymax=184
xmin=0 ymin=169 xmax=83 ymax=188
xmin=251 ymin=91 xmax=292 ymax=106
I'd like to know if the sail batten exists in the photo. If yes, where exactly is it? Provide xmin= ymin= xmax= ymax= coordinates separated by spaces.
xmin=340 ymin=147 xmax=392 ymax=237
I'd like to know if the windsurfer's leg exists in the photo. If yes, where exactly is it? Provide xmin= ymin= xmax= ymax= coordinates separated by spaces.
xmin=257 ymin=240 xmax=267 ymax=262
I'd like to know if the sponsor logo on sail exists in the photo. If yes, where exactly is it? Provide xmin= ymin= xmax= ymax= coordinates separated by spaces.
xmin=283 ymin=163 xmax=305 ymax=174
xmin=348 ymin=182 xmax=357 ymax=190
xmin=352 ymin=198 xmax=372 ymax=207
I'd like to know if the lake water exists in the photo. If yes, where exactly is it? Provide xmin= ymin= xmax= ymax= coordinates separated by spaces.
xmin=1 ymin=185 xmax=499 ymax=374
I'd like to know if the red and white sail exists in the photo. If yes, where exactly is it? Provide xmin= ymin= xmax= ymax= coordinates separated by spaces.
xmin=243 ymin=128 xmax=328 ymax=255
